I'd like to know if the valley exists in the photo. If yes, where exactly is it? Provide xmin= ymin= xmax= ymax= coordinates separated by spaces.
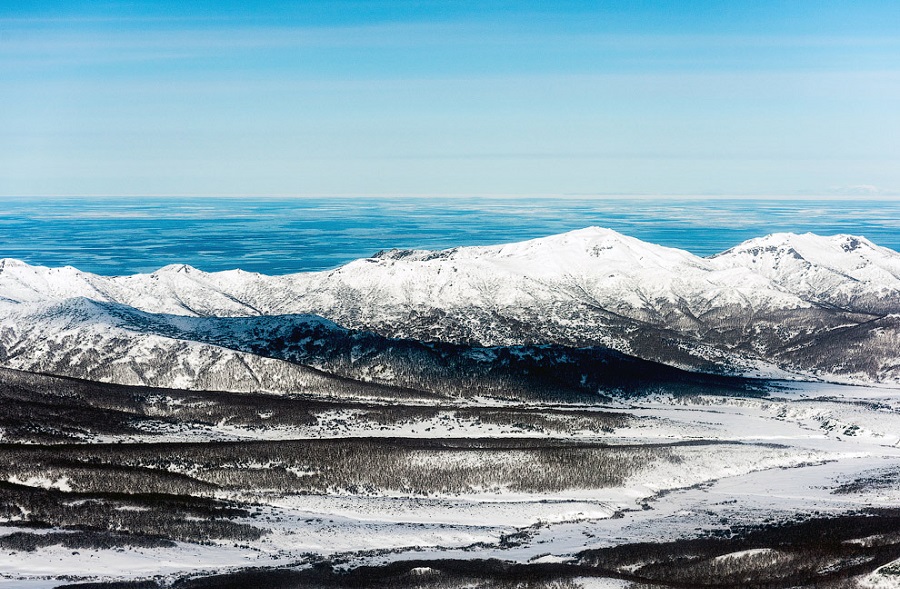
xmin=2 ymin=368 xmax=900 ymax=588
xmin=1 ymin=228 xmax=900 ymax=587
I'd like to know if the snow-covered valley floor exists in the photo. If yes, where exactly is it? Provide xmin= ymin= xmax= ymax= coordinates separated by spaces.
xmin=2 ymin=371 xmax=900 ymax=588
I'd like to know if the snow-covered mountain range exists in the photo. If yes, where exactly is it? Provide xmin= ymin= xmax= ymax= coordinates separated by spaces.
xmin=0 ymin=297 xmax=757 ymax=399
xmin=1 ymin=227 xmax=898 ymax=385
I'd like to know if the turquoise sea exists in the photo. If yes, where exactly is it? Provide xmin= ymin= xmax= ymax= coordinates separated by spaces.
xmin=1 ymin=197 xmax=898 ymax=275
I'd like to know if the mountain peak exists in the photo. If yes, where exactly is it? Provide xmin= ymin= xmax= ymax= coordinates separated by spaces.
xmin=152 ymin=264 xmax=201 ymax=276
xmin=517 ymin=226 xmax=632 ymax=244
xmin=0 ymin=258 xmax=29 ymax=269
xmin=485 ymin=226 xmax=702 ymax=270
xmin=364 ymin=227 xmax=703 ymax=276
xmin=714 ymin=232 xmax=888 ymax=265
xmin=0 ymin=258 xmax=47 ymax=275
xmin=368 ymin=227 xmax=646 ymax=264
xmin=554 ymin=226 xmax=625 ymax=239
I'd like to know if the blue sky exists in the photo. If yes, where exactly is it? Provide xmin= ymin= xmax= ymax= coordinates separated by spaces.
xmin=1 ymin=1 xmax=898 ymax=197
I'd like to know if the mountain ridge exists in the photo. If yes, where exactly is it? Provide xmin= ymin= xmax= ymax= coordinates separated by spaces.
xmin=0 ymin=296 xmax=765 ymax=400
xmin=1 ymin=228 xmax=898 ymax=384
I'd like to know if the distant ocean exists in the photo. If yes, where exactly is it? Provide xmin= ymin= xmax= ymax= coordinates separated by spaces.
xmin=2 ymin=197 xmax=898 ymax=275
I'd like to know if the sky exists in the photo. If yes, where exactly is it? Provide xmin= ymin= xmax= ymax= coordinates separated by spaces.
xmin=1 ymin=1 xmax=899 ymax=197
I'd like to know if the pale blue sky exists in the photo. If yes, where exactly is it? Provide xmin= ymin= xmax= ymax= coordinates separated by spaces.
xmin=2 ymin=1 xmax=898 ymax=196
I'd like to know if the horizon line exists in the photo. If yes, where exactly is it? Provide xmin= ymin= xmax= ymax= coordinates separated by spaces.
xmin=2 ymin=193 xmax=899 ymax=201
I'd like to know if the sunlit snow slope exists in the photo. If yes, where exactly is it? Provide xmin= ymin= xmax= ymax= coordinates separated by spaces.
xmin=1 ymin=228 xmax=898 ymax=384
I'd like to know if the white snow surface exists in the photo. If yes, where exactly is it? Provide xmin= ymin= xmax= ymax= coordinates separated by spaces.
xmin=711 ymin=232 xmax=900 ymax=311
xmin=1 ymin=227 xmax=900 ymax=384
xmin=2 ymin=228 xmax=897 ymax=317
xmin=4 ymin=381 xmax=900 ymax=585
xmin=0 ymin=228 xmax=833 ymax=314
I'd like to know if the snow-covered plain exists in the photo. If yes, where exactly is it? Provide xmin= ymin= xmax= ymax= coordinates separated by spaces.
xmin=3 ymin=376 xmax=900 ymax=587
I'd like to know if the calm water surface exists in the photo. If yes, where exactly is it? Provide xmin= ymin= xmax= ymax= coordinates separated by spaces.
xmin=1 ymin=197 xmax=897 ymax=275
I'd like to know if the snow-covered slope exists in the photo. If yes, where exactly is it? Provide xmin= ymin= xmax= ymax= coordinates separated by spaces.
xmin=0 ymin=298 xmax=416 ymax=400
xmin=0 ymin=297 xmax=762 ymax=399
xmin=710 ymin=233 xmax=900 ymax=315
xmin=1 ymin=227 xmax=898 ymax=383
xmin=0 ymin=258 xmax=268 ymax=316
